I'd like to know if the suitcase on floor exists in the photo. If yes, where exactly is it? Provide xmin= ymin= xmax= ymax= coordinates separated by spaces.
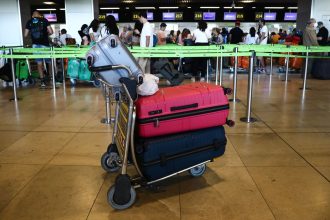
xmin=153 ymin=59 xmax=184 ymax=86
xmin=15 ymin=60 xmax=29 ymax=80
xmin=86 ymin=34 xmax=143 ymax=86
xmin=312 ymin=59 xmax=330 ymax=79
xmin=67 ymin=59 xmax=80 ymax=79
xmin=136 ymin=82 xmax=230 ymax=138
xmin=135 ymin=126 xmax=227 ymax=181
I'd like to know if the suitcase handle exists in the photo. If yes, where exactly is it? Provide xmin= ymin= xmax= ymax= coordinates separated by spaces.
xmin=170 ymin=103 xmax=198 ymax=112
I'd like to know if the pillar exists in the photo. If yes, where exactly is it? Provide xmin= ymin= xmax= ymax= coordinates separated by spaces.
xmin=296 ymin=0 xmax=312 ymax=31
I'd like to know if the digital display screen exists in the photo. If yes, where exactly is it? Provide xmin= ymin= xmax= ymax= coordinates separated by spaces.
xmin=264 ymin=12 xmax=277 ymax=21
xmin=255 ymin=12 xmax=263 ymax=20
xmin=43 ymin=13 xmax=57 ymax=22
xmin=147 ymin=12 xmax=154 ymax=20
xmin=203 ymin=12 xmax=216 ymax=21
xmin=194 ymin=12 xmax=203 ymax=20
xmin=106 ymin=13 xmax=119 ymax=21
xmin=175 ymin=12 xmax=183 ymax=20
xmin=99 ymin=14 xmax=106 ymax=22
xmin=162 ymin=12 xmax=175 ymax=21
xmin=224 ymin=12 xmax=237 ymax=21
xmin=284 ymin=12 xmax=297 ymax=21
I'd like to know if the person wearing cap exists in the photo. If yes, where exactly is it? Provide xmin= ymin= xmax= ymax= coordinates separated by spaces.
xmin=316 ymin=21 xmax=329 ymax=46
xmin=158 ymin=23 xmax=167 ymax=45
xmin=229 ymin=21 xmax=244 ymax=44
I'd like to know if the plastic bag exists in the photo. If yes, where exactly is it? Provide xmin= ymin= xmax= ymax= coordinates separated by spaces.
xmin=137 ymin=74 xmax=159 ymax=96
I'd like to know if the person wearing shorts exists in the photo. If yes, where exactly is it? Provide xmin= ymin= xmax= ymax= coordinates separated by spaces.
xmin=25 ymin=10 xmax=53 ymax=88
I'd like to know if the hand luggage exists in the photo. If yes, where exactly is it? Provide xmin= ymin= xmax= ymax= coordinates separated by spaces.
xmin=312 ymin=59 xmax=330 ymax=79
xmin=230 ymin=56 xmax=242 ymax=68
xmin=289 ymin=57 xmax=303 ymax=69
xmin=241 ymin=56 xmax=250 ymax=69
xmin=67 ymin=58 xmax=80 ymax=79
xmin=15 ymin=60 xmax=29 ymax=80
xmin=0 ymin=62 xmax=13 ymax=82
xmin=135 ymin=126 xmax=227 ymax=181
xmin=136 ymin=82 xmax=231 ymax=138
xmin=153 ymin=59 xmax=184 ymax=86
xmin=86 ymin=34 xmax=143 ymax=87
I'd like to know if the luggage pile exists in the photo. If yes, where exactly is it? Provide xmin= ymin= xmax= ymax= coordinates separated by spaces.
xmin=87 ymin=34 xmax=234 ymax=210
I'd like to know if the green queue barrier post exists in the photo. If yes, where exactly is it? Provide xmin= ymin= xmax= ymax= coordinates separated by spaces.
xmin=300 ymin=46 xmax=311 ymax=91
xmin=240 ymin=51 xmax=257 ymax=123
xmin=229 ymin=47 xmax=241 ymax=102
xmin=9 ymin=48 xmax=21 ymax=102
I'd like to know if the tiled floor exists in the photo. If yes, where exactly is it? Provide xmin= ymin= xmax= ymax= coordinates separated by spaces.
xmin=0 ymin=73 xmax=329 ymax=220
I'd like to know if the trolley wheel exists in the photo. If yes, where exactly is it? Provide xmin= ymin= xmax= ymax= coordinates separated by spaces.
xmin=70 ymin=78 xmax=76 ymax=87
xmin=107 ymin=176 xmax=136 ymax=210
xmin=28 ymin=76 xmax=35 ymax=85
xmin=189 ymin=164 xmax=206 ymax=177
xmin=101 ymin=152 xmax=120 ymax=172
xmin=92 ymin=79 xmax=101 ymax=88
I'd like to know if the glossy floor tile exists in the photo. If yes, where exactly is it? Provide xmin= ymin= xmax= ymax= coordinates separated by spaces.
xmin=0 ymin=73 xmax=329 ymax=219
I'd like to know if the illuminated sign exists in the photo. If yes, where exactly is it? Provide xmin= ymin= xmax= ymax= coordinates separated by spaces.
xmin=175 ymin=12 xmax=183 ymax=20
xmin=236 ymin=12 xmax=244 ymax=20
xmin=194 ymin=12 xmax=203 ymax=20
xmin=255 ymin=12 xmax=263 ymax=20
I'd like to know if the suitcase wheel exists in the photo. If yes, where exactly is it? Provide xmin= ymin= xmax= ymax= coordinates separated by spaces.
xmin=92 ymin=79 xmax=101 ymax=88
xmin=189 ymin=164 xmax=206 ymax=177
xmin=107 ymin=178 xmax=136 ymax=210
xmin=70 ymin=78 xmax=76 ymax=87
xmin=101 ymin=152 xmax=120 ymax=173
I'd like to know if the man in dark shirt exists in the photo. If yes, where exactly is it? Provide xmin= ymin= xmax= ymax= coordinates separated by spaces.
xmin=24 ymin=10 xmax=53 ymax=88
xmin=317 ymin=21 xmax=329 ymax=46
xmin=229 ymin=21 xmax=244 ymax=44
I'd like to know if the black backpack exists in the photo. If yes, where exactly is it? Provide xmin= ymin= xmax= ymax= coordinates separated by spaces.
xmin=30 ymin=18 xmax=46 ymax=40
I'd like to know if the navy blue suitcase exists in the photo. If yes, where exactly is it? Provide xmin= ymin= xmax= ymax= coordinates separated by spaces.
xmin=135 ymin=126 xmax=226 ymax=181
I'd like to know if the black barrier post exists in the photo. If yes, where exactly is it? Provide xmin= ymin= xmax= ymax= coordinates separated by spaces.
xmin=240 ymin=51 xmax=257 ymax=123
xmin=300 ymin=46 xmax=311 ymax=91
xmin=9 ymin=49 xmax=21 ymax=102
xmin=229 ymin=47 xmax=240 ymax=102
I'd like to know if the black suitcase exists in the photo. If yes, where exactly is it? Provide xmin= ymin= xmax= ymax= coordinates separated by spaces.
xmin=312 ymin=59 xmax=330 ymax=79
xmin=0 ymin=62 xmax=13 ymax=82
xmin=153 ymin=59 xmax=184 ymax=86
xmin=135 ymin=126 xmax=227 ymax=181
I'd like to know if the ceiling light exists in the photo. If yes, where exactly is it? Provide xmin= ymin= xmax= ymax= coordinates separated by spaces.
xmin=240 ymin=0 xmax=254 ymax=3
xmin=123 ymin=0 xmax=134 ymax=3
xmin=100 ymin=7 xmax=120 ymax=10
xmin=224 ymin=6 xmax=243 ymax=9
xmin=159 ymin=7 xmax=179 ymax=9
xmin=60 ymin=8 xmax=65 ymax=10
xmin=187 ymin=6 xmax=191 ymax=8
xmin=43 ymin=1 xmax=55 ymax=5
xmin=135 ymin=7 xmax=155 ymax=9
xmin=36 ymin=8 xmax=56 ymax=11
xmin=264 ymin=7 xmax=285 ymax=9
xmin=200 ymin=6 xmax=220 ymax=9
xmin=252 ymin=7 xmax=256 ymax=9
xmin=288 ymin=7 xmax=298 ymax=9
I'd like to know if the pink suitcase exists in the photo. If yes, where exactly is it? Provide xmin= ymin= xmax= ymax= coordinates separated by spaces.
xmin=136 ymin=82 xmax=232 ymax=138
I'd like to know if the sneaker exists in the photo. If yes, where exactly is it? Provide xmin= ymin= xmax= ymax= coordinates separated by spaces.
xmin=40 ymin=81 xmax=47 ymax=88
xmin=200 ymin=77 xmax=205 ymax=82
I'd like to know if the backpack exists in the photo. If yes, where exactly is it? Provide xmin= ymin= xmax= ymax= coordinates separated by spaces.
xmin=66 ymin=38 xmax=76 ymax=45
xmin=153 ymin=34 xmax=158 ymax=47
xmin=30 ymin=18 xmax=46 ymax=40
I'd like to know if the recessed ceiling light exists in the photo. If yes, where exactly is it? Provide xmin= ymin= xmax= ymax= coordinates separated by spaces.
xmin=60 ymin=8 xmax=65 ymax=10
xmin=100 ymin=7 xmax=120 ymax=10
xmin=264 ymin=7 xmax=285 ymax=9
xmin=43 ymin=1 xmax=55 ymax=5
xmin=288 ymin=7 xmax=298 ymax=9
xmin=135 ymin=7 xmax=155 ymax=9
xmin=159 ymin=7 xmax=179 ymax=9
xmin=223 ymin=6 xmax=244 ymax=9
xmin=200 ymin=6 xmax=220 ymax=9
xmin=36 ymin=8 xmax=57 ymax=11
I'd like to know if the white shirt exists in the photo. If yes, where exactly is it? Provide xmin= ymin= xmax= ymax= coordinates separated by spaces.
xmin=140 ymin=22 xmax=153 ymax=48
xmin=259 ymin=25 xmax=268 ymax=45
xmin=89 ymin=27 xmax=100 ymax=42
xmin=59 ymin=34 xmax=71 ymax=45
xmin=193 ymin=29 xmax=210 ymax=43
xmin=245 ymin=34 xmax=258 ymax=44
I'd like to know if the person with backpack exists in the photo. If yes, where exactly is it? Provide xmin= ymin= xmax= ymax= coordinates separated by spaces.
xmin=24 ymin=10 xmax=54 ymax=88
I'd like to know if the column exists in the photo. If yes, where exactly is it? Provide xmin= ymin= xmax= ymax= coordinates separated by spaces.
xmin=0 ymin=0 xmax=23 ymax=46
xmin=65 ymin=0 xmax=99 ymax=44
xmin=296 ymin=0 xmax=312 ymax=31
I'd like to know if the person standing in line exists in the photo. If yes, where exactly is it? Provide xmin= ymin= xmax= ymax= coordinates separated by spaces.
xmin=119 ymin=25 xmax=128 ymax=42
xmin=89 ymin=19 xmax=100 ymax=44
xmin=59 ymin=29 xmax=72 ymax=46
xmin=302 ymin=18 xmax=319 ymax=77
xmin=157 ymin=23 xmax=167 ymax=45
xmin=316 ymin=21 xmax=329 ymax=46
xmin=192 ymin=20 xmax=210 ymax=82
xmin=229 ymin=21 xmax=244 ymax=44
xmin=245 ymin=27 xmax=259 ymax=45
xmin=78 ymin=24 xmax=90 ymax=46
xmin=24 ymin=10 xmax=54 ymax=88
xmin=138 ymin=11 xmax=154 ymax=74
xmin=257 ymin=19 xmax=268 ymax=74
xmin=99 ymin=15 xmax=119 ymax=40
xmin=131 ymin=20 xmax=143 ymax=46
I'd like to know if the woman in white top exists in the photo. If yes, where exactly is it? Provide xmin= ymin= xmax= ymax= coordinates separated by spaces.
xmin=192 ymin=21 xmax=210 ymax=81
xmin=99 ymin=15 xmax=119 ymax=40
xmin=245 ymin=27 xmax=259 ymax=44
xmin=89 ymin=19 xmax=100 ymax=44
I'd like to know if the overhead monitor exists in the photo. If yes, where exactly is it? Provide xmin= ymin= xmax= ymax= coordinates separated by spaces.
xmin=264 ymin=12 xmax=277 ymax=21
xmin=43 ymin=13 xmax=57 ymax=22
xmin=106 ymin=13 xmax=119 ymax=21
xmin=284 ymin=12 xmax=297 ymax=21
xmin=147 ymin=12 xmax=154 ymax=20
xmin=162 ymin=12 xmax=175 ymax=21
xmin=203 ymin=12 xmax=216 ymax=21
xmin=224 ymin=12 xmax=237 ymax=21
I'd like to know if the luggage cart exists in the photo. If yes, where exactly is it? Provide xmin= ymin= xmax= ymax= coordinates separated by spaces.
xmin=89 ymin=63 xmax=209 ymax=210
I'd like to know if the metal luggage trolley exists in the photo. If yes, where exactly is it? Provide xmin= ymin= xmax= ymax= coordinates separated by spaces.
xmin=88 ymin=62 xmax=208 ymax=210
